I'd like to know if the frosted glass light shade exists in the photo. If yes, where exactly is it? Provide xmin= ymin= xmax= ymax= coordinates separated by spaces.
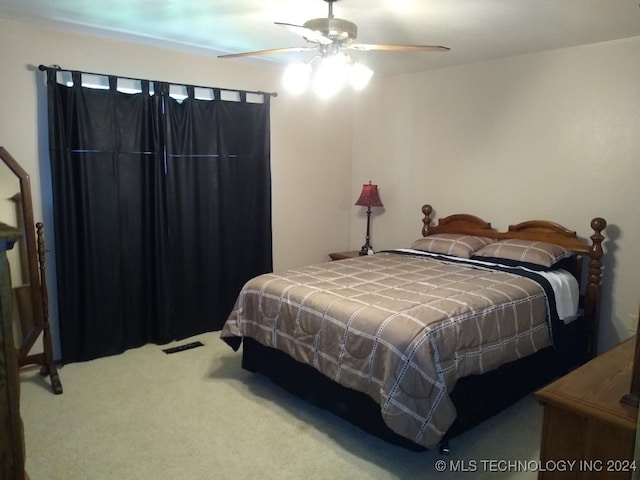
xmin=313 ymin=56 xmax=347 ymax=98
xmin=349 ymin=63 xmax=373 ymax=90
xmin=282 ymin=55 xmax=374 ymax=97
xmin=283 ymin=63 xmax=311 ymax=94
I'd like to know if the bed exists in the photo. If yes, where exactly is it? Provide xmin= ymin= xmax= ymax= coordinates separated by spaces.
xmin=220 ymin=204 xmax=607 ymax=451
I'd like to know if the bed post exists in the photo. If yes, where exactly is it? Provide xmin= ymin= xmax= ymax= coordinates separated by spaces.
xmin=584 ymin=217 xmax=606 ymax=359
xmin=421 ymin=204 xmax=434 ymax=237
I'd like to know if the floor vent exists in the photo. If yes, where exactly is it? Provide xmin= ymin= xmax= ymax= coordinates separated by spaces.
xmin=162 ymin=341 xmax=204 ymax=354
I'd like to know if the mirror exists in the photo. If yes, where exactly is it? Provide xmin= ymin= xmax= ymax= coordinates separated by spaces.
xmin=0 ymin=146 xmax=62 ymax=394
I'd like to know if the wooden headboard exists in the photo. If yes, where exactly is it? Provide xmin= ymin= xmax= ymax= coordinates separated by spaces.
xmin=420 ymin=204 xmax=607 ymax=359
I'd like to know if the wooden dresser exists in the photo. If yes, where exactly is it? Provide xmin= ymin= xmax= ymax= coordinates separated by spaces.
xmin=0 ymin=223 xmax=26 ymax=480
xmin=535 ymin=337 xmax=638 ymax=480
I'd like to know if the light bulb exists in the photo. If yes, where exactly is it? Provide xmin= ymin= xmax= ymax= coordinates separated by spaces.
xmin=313 ymin=55 xmax=347 ymax=98
xmin=283 ymin=63 xmax=311 ymax=94
xmin=349 ymin=63 xmax=373 ymax=90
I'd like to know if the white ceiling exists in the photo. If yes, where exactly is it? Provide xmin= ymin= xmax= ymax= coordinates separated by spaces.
xmin=2 ymin=0 xmax=640 ymax=76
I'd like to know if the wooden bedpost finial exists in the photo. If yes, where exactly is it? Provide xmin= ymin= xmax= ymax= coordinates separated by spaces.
xmin=588 ymin=217 xmax=606 ymax=284
xmin=590 ymin=217 xmax=606 ymax=237
xmin=421 ymin=205 xmax=434 ymax=237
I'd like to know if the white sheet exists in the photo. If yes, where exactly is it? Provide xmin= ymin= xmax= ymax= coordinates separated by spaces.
xmin=536 ymin=269 xmax=580 ymax=324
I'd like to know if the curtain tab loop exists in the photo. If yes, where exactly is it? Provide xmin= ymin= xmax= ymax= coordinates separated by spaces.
xmin=45 ymin=69 xmax=57 ymax=86
xmin=155 ymin=82 xmax=169 ymax=96
xmin=71 ymin=71 xmax=82 ymax=87
xmin=187 ymin=85 xmax=195 ymax=99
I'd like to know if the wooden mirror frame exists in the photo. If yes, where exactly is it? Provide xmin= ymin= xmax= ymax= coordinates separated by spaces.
xmin=0 ymin=146 xmax=61 ymax=394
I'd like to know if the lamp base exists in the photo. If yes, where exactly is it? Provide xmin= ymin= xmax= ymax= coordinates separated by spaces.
xmin=359 ymin=244 xmax=374 ymax=256
xmin=359 ymin=204 xmax=375 ymax=256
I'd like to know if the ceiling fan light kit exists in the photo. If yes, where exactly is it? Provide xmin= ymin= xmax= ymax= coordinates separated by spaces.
xmin=219 ymin=0 xmax=449 ymax=98
xmin=283 ymin=54 xmax=373 ymax=97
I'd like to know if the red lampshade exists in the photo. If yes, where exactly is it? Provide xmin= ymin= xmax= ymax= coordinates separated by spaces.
xmin=354 ymin=181 xmax=383 ymax=207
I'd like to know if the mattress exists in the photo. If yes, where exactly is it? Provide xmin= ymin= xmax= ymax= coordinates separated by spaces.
xmin=221 ymin=250 xmax=566 ymax=448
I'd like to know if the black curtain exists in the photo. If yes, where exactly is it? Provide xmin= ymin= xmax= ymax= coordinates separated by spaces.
xmin=164 ymin=87 xmax=272 ymax=339
xmin=46 ymin=71 xmax=272 ymax=363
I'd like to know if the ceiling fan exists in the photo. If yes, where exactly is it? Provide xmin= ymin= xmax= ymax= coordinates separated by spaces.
xmin=217 ymin=0 xmax=450 ymax=60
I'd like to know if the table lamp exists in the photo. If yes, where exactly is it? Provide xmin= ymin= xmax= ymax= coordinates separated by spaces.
xmin=355 ymin=181 xmax=383 ymax=255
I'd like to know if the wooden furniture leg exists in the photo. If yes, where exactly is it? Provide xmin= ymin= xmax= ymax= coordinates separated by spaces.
xmin=18 ymin=223 xmax=62 ymax=394
xmin=36 ymin=222 xmax=62 ymax=394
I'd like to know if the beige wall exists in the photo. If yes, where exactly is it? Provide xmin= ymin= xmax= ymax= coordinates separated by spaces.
xmin=0 ymin=17 xmax=353 ymax=356
xmin=353 ymin=36 xmax=640 ymax=352
xmin=2 ymin=16 xmax=638 ymax=355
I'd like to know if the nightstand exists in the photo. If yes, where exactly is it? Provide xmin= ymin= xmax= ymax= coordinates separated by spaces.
xmin=328 ymin=250 xmax=361 ymax=261
xmin=534 ymin=337 xmax=638 ymax=479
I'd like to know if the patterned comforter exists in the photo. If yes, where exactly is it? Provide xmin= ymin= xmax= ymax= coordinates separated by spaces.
xmin=220 ymin=250 xmax=554 ymax=448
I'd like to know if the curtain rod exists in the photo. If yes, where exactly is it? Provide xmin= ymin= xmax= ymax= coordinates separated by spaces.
xmin=38 ymin=64 xmax=278 ymax=98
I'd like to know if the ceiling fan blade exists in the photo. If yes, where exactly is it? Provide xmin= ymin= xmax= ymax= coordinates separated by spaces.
xmin=218 ymin=46 xmax=315 ymax=59
xmin=348 ymin=43 xmax=450 ymax=52
xmin=274 ymin=22 xmax=333 ymax=45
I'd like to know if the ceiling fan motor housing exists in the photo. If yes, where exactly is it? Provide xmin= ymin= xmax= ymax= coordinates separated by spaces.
xmin=303 ymin=18 xmax=357 ymax=45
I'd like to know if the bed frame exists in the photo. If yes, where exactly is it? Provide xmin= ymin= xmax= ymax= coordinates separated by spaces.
xmin=240 ymin=205 xmax=607 ymax=451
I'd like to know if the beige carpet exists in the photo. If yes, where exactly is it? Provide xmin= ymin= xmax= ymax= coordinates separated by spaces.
xmin=19 ymin=331 xmax=542 ymax=479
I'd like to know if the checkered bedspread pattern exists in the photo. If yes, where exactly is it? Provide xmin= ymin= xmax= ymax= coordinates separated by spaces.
xmin=221 ymin=251 xmax=551 ymax=448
